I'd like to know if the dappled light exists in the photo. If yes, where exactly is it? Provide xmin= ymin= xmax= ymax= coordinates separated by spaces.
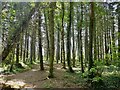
xmin=0 ymin=1 xmax=120 ymax=89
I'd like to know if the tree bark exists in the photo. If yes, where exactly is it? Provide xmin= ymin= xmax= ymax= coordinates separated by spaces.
xmin=44 ymin=9 xmax=50 ymax=61
xmin=118 ymin=15 xmax=120 ymax=58
xmin=48 ymin=2 xmax=56 ymax=78
xmin=88 ymin=2 xmax=94 ymax=71
xmin=84 ymin=4 xmax=89 ymax=67
xmin=80 ymin=3 xmax=84 ymax=73
xmin=16 ymin=42 xmax=19 ymax=64
xmin=38 ymin=9 xmax=44 ymax=70
xmin=66 ymin=2 xmax=74 ymax=73
xmin=61 ymin=2 xmax=66 ymax=69
xmin=72 ymin=3 xmax=75 ymax=67
xmin=56 ymin=25 xmax=60 ymax=64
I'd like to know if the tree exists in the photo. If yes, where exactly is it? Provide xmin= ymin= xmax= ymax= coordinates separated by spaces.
xmin=66 ymin=2 xmax=74 ymax=73
xmin=79 ymin=2 xmax=84 ymax=73
xmin=44 ymin=8 xmax=49 ymax=61
xmin=38 ymin=8 xmax=44 ymax=70
xmin=56 ymin=23 xmax=60 ymax=64
xmin=26 ymin=29 xmax=29 ymax=62
xmin=88 ymin=2 xmax=95 ymax=72
xmin=0 ymin=3 xmax=39 ymax=61
xmin=72 ymin=3 xmax=75 ymax=67
xmin=23 ymin=29 xmax=27 ymax=63
xmin=16 ymin=42 xmax=19 ymax=65
xmin=118 ymin=4 xmax=120 ymax=59
xmin=61 ymin=2 xmax=66 ymax=69
xmin=48 ymin=2 xmax=56 ymax=78
xmin=84 ymin=4 xmax=89 ymax=66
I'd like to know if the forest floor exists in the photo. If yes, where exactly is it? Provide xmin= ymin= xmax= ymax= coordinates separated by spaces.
xmin=0 ymin=63 xmax=120 ymax=89
xmin=0 ymin=63 xmax=86 ymax=88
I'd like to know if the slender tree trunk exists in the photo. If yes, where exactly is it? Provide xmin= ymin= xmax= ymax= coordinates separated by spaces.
xmin=108 ymin=27 xmax=112 ymax=62
xmin=84 ymin=5 xmax=89 ymax=67
xmin=23 ymin=30 xmax=27 ymax=63
xmin=44 ymin=9 xmax=50 ymax=61
xmin=111 ymin=16 xmax=115 ymax=61
xmin=61 ymin=2 xmax=66 ymax=69
xmin=16 ymin=42 xmax=19 ymax=64
xmin=77 ymin=6 xmax=80 ymax=63
xmin=33 ymin=28 xmax=36 ymax=62
xmin=100 ymin=29 xmax=103 ymax=61
xmin=118 ymin=15 xmax=120 ymax=58
xmin=97 ymin=34 xmax=100 ymax=61
xmin=105 ymin=29 xmax=109 ymax=65
xmin=94 ymin=21 xmax=97 ymax=61
xmin=56 ymin=26 xmax=60 ymax=64
xmin=66 ymin=2 xmax=74 ymax=73
xmin=104 ymin=15 xmax=109 ymax=65
xmin=48 ymin=2 xmax=56 ymax=78
xmin=30 ymin=33 xmax=33 ymax=64
xmin=99 ymin=32 xmax=103 ymax=60
xmin=71 ymin=2 xmax=75 ymax=67
xmin=80 ymin=3 xmax=84 ymax=73
xmin=88 ymin=2 xmax=94 ymax=71
xmin=38 ymin=10 xmax=44 ymax=70
xmin=72 ymin=19 xmax=75 ymax=67
xmin=20 ymin=29 xmax=23 ymax=61
xmin=26 ymin=30 xmax=29 ymax=62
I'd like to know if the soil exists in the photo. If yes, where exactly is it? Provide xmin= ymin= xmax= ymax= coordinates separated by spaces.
xmin=0 ymin=63 xmax=83 ymax=88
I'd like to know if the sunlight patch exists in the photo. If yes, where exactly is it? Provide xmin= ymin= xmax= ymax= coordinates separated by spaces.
xmin=73 ymin=67 xmax=80 ymax=71
xmin=56 ymin=67 xmax=61 ymax=70
xmin=5 ymin=79 xmax=26 ymax=88
xmin=31 ymin=69 xmax=39 ymax=71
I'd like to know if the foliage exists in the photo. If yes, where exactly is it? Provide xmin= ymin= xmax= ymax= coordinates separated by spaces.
xmin=0 ymin=2 xmax=120 ymax=89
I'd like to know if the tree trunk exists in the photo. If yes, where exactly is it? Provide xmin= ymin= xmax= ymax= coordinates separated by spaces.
xmin=118 ymin=15 xmax=120 ymax=58
xmin=111 ymin=16 xmax=115 ymax=61
xmin=80 ymin=3 xmax=84 ymax=73
xmin=26 ymin=30 xmax=29 ymax=62
xmin=33 ymin=28 xmax=36 ymax=62
xmin=48 ymin=2 xmax=56 ymax=78
xmin=88 ymin=2 xmax=94 ymax=72
xmin=38 ymin=10 xmax=44 ymax=71
xmin=44 ymin=9 xmax=50 ymax=61
xmin=104 ymin=15 xmax=109 ymax=65
xmin=66 ymin=2 xmax=74 ymax=73
xmin=72 ymin=3 xmax=75 ymax=67
xmin=30 ymin=32 xmax=33 ymax=64
xmin=23 ymin=30 xmax=27 ymax=63
xmin=20 ymin=28 xmax=23 ymax=61
xmin=72 ymin=19 xmax=75 ymax=67
xmin=56 ymin=25 xmax=60 ymax=64
xmin=84 ymin=4 xmax=89 ymax=67
xmin=77 ymin=5 xmax=80 ymax=63
xmin=61 ymin=2 xmax=66 ymax=69
xmin=16 ymin=42 xmax=19 ymax=65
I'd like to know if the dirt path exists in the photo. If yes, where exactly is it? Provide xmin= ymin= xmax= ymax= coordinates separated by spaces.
xmin=0 ymin=64 xmax=82 ymax=88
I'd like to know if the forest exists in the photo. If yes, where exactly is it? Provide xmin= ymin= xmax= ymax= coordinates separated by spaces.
xmin=0 ymin=1 xmax=120 ymax=89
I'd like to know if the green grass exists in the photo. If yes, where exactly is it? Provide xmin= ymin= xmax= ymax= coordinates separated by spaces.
xmin=63 ymin=65 xmax=120 ymax=89
xmin=42 ymin=82 xmax=53 ymax=88
xmin=63 ymin=71 xmax=87 ymax=87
